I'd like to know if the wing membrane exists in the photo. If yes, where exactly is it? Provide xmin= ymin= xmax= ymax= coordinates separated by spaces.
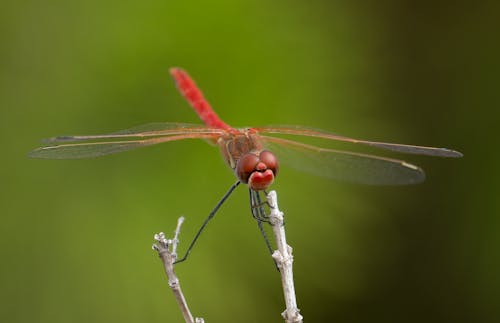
xmin=29 ymin=134 xmax=216 ymax=159
xmin=43 ymin=122 xmax=224 ymax=143
xmin=255 ymin=125 xmax=462 ymax=158
xmin=261 ymin=136 xmax=425 ymax=185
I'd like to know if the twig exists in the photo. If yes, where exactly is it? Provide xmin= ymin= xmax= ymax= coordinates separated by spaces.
xmin=267 ymin=191 xmax=304 ymax=323
xmin=152 ymin=217 xmax=204 ymax=323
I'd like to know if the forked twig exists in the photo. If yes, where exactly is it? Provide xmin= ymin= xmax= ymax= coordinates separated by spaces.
xmin=267 ymin=191 xmax=304 ymax=323
xmin=152 ymin=217 xmax=204 ymax=323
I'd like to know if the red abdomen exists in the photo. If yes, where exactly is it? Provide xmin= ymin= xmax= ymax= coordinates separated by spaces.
xmin=170 ymin=68 xmax=232 ymax=130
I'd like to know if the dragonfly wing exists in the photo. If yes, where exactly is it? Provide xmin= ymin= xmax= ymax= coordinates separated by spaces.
xmin=255 ymin=125 xmax=462 ymax=158
xmin=261 ymin=136 xmax=425 ymax=185
xmin=29 ymin=134 xmax=217 ymax=159
xmin=43 ymin=122 xmax=224 ymax=143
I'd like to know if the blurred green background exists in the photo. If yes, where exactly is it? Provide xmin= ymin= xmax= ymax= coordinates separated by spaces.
xmin=1 ymin=0 xmax=498 ymax=322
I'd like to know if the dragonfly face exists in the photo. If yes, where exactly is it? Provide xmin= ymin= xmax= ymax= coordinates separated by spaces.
xmin=236 ymin=150 xmax=279 ymax=190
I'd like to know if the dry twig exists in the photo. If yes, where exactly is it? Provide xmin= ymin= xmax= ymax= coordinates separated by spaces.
xmin=152 ymin=217 xmax=204 ymax=323
xmin=267 ymin=190 xmax=303 ymax=323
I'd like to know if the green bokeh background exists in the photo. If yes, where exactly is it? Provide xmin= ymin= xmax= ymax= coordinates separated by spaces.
xmin=1 ymin=1 xmax=498 ymax=322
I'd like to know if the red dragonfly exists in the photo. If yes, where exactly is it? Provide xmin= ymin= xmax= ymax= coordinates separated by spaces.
xmin=29 ymin=67 xmax=461 ymax=187
xmin=29 ymin=68 xmax=462 ymax=261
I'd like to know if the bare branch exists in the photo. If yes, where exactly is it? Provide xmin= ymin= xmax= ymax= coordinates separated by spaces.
xmin=267 ymin=191 xmax=304 ymax=323
xmin=152 ymin=217 xmax=204 ymax=323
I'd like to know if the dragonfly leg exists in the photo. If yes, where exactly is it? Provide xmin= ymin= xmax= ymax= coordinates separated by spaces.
xmin=174 ymin=181 xmax=241 ymax=264
xmin=249 ymin=189 xmax=270 ymax=222
xmin=257 ymin=218 xmax=275 ymax=256
xmin=249 ymin=189 xmax=275 ymax=254
xmin=250 ymin=189 xmax=286 ymax=225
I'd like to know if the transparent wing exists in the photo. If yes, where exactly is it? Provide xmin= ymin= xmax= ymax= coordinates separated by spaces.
xmin=255 ymin=125 xmax=462 ymax=158
xmin=261 ymin=136 xmax=426 ymax=185
xmin=42 ymin=122 xmax=225 ymax=143
xmin=28 ymin=133 xmax=217 ymax=159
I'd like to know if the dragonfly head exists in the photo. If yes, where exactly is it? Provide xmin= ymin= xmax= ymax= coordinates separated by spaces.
xmin=236 ymin=150 xmax=279 ymax=191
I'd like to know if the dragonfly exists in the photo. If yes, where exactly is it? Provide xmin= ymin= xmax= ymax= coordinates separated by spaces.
xmin=29 ymin=67 xmax=462 ymax=262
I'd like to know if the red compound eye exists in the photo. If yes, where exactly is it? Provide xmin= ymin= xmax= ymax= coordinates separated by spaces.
xmin=236 ymin=153 xmax=259 ymax=183
xmin=259 ymin=150 xmax=279 ymax=177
